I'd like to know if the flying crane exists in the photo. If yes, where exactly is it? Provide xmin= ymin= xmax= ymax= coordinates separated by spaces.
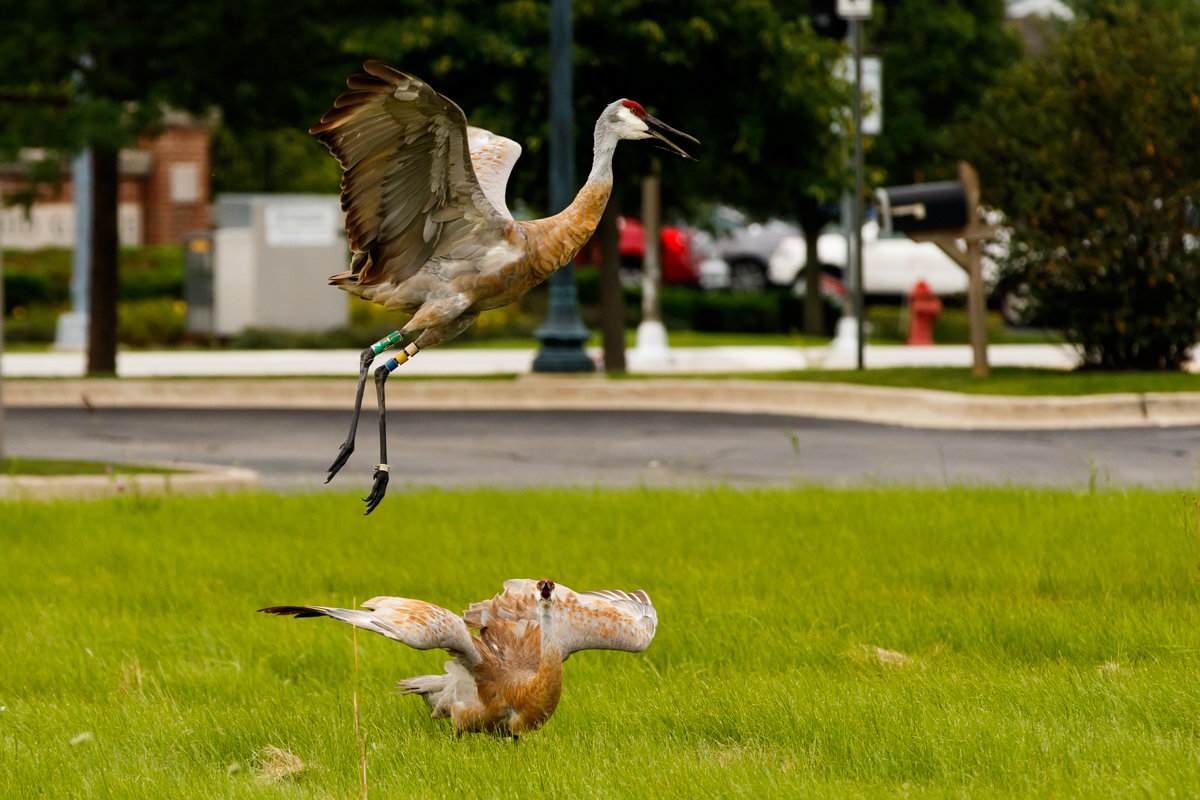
xmin=311 ymin=61 xmax=698 ymax=513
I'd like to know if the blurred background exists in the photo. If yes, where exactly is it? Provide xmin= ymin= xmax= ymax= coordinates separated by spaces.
xmin=1 ymin=0 xmax=1196 ymax=373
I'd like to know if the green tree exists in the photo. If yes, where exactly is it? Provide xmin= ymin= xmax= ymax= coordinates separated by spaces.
xmin=0 ymin=0 xmax=368 ymax=372
xmin=872 ymin=0 xmax=1019 ymax=183
xmin=962 ymin=0 xmax=1200 ymax=369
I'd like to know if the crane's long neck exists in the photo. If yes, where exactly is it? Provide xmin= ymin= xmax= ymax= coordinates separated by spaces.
xmin=523 ymin=126 xmax=618 ymax=281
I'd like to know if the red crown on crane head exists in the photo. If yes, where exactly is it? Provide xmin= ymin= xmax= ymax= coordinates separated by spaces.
xmin=622 ymin=100 xmax=647 ymax=118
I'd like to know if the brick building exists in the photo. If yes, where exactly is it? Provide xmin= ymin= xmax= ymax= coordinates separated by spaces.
xmin=0 ymin=118 xmax=211 ymax=250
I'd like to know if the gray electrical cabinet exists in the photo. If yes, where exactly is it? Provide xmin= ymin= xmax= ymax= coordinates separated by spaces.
xmin=212 ymin=194 xmax=349 ymax=336
xmin=183 ymin=232 xmax=214 ymax=335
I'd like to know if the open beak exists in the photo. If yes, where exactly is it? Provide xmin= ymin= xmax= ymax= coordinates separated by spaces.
xmin=646 ymin=114 xmax=700 ymax=160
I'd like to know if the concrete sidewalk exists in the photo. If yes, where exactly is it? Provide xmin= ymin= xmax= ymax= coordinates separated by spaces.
xmin=7 ymin=343 xmax=1200 ymax=431
xmin=8 ymin=373 xmax=1200 ymax=430
xmin=1 ymin=342 xmax=1086 ymax=378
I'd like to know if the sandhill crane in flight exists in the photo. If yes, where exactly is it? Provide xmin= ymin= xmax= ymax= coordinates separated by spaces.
xmin=260 ymin=579 xmax=657 ymax=738
xmin=310 ymin=61 xmax=698 ymax=513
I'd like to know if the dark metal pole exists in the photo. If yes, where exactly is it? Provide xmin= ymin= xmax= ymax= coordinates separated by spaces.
xmin=533 ymin=0 xmax=595 ymax=372
xmin=851 ymin=18 xmax=865 ymax=370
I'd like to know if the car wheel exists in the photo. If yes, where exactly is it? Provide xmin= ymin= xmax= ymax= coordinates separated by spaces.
xmin=728 ymin=259 xmax=768 ymax=293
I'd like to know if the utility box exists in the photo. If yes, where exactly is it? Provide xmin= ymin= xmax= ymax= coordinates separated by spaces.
xmin=875 ymin=181 xmax=969 ymax=235
xmin=183 ymin=232 xmax=214 ymax=335
xmin=212 ymin=194 xmax=348 ymax=337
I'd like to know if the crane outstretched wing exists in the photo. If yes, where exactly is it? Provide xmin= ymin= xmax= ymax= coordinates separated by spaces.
xmin=463 ymin=579 xmax=658 ymax=659
xmin=467 ymin=126 xmax=522 ymax=220
xmin=260 ymin=597 xmax=481 ymax=666
xmin=310 ymin=61 xmax=509 ymax=289
xmin=554 ymin=589 xmax=658 ymax=657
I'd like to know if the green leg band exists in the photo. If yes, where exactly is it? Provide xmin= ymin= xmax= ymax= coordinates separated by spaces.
xmin=371 ymin=331 xmax=404 ymax=355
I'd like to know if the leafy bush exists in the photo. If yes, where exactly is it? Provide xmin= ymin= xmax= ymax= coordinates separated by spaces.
xmin=575 ymin=267 xmax=839 ymax=336
xmin=117 ymin=299 xmax=186 ymax=347
xmin=2 ymin=249 xmax=72 ymax=310
xmin=2 ymin=246 xmax=184 ymax=311
xmin=3 ymin=305 xmax=59 ymax=343
xmin=119 ymin=246 xmax=184 ymax=301
xmin=964 ymin=1 xmax=1200 ymax=369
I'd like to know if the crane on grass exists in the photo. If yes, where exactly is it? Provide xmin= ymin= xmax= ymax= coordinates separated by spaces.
xmin=311 ymin=61 xmax=698 ymax=513
xmin=260 ymin=579 xmax=658 ymax=739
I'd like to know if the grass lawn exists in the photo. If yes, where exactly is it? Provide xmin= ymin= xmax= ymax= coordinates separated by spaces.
xmin=736 ymin=366 xmax=1200 ymax=396
xmin=439 ymin=330 xmax=832 ymax=349
xmin=2 ymin=487 xmax=1199 ymax=798
xmin=1 ymin=457 xmax=179 ymax=476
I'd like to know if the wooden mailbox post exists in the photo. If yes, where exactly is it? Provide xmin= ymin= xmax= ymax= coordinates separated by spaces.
xmin=876 ymin=161 xmax=996 ymax=377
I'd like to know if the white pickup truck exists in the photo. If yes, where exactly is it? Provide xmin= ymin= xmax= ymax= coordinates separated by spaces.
xmin=767 ymin=219 xmax=972 ymax=298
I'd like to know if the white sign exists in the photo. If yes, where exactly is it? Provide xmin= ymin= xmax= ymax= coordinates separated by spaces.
xmin=264 ymin=203 xmax=339 ymax=247
xmin=0 ymin=203 xmax=142 ymax=249
xmin=835 ymin=56 xmax=884 ymax=135
xmin=169 ymin=163 xmax=202 ymax=204
xmin=837 ymin=0 xmax=873 ymax=19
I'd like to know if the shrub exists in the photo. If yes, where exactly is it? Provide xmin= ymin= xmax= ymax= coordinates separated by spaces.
xmin=3 ymin=305 xmax=58 ymax=343
xmin=117 ymin=299 xmax=186 ymax=347
xmin=575 ymin=267 xmax=839 ymax=336
xmin=119 ymin=246 xmax=184 ymax=301
xmin=964 ymin=1 xmax=1200 ymax=369
xmin=2 ymin=249 xmax=72 ymax=309
xmin=2 ymin=246 xmax=184 ymax=311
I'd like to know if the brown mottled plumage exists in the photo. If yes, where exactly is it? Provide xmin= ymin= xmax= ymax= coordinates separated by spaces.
xmin=312 ymin=62 xmax=698 ymax=513
xmin=260 ymin=579 xmax=658 ymax=738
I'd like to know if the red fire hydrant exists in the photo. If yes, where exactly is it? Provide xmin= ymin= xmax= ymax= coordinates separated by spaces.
xmin=907 ymin=280 xmax=942 ymax=346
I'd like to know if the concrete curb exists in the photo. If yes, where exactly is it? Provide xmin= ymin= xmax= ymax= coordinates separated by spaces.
xmin=0 ymin=461 xmax=261 ymax=502
xmin=8 ymin=376 xmax=1200 ymax=429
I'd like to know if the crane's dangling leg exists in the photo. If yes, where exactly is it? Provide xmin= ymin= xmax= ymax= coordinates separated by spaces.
xmin=360 ymin=308 xmax=477 ymax=514
xmin=363 ymin=341 xmax=421 ymax=514
xmin=326 ymin=330 xmax=406 ymax=484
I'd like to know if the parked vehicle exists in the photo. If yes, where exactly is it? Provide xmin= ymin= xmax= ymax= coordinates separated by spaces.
xmin=700 ymin=206 xmax=801 ymax=294
xmin=578 ymin=217 xmax=703 ymax=288
xmin=768 ymin=219 xmax=972 ymax=299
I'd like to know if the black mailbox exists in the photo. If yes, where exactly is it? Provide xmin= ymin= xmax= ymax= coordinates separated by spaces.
xmin=875 ymin=181 xmax=969 ymax=235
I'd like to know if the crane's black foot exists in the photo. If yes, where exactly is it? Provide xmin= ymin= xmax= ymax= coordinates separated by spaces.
xmin=363 ymin=464 xmax=390 ymax=515
xmin=326 ymin=440 xmax=355 ymax=484
xmin=326 ymin=346 xmax=379 ymax=484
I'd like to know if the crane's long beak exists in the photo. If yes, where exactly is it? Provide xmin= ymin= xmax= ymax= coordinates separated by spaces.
xmin=646 ymin=115 xmax=700 ymax=160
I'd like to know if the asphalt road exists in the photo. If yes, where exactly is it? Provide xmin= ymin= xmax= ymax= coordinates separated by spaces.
xmin=8 ymin=407 xmax=1200 ymax=493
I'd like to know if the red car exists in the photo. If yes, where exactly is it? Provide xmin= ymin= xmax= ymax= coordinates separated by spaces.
xmin=578 ymin=217 xmax=701 ymax=288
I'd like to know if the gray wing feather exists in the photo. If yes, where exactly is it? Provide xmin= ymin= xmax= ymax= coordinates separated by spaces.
xmin=260 ymin=598 xmax=480 ymax=666
xmin=310 ymin=61 xmax=507 ymax=288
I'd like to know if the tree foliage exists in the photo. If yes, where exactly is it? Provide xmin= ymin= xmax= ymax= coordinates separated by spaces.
xmin=340 ymin=0 xmax=850 ymax=223
xmin=871 ymin=0 xmax=1019 ymax=184
xmin=963 ymin=0 xmax=1200 ymax=369
xmin=0 ymin=0 xmax=381 ymax=371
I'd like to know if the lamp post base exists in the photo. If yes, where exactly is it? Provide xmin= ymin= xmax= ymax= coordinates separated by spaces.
xmin=54 ymin=311 xmax=89 ymax=351
xmin=631 ymin=319 xmax=672 ymax=370
xmin=532 ymin=334 xmax=595 ymax=372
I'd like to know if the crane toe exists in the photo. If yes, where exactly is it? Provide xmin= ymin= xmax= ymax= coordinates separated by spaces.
xmin=363 ymin=467 xmax=390 ymax=515
xmin=326 ymin=442 xmax=355 ymax=483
